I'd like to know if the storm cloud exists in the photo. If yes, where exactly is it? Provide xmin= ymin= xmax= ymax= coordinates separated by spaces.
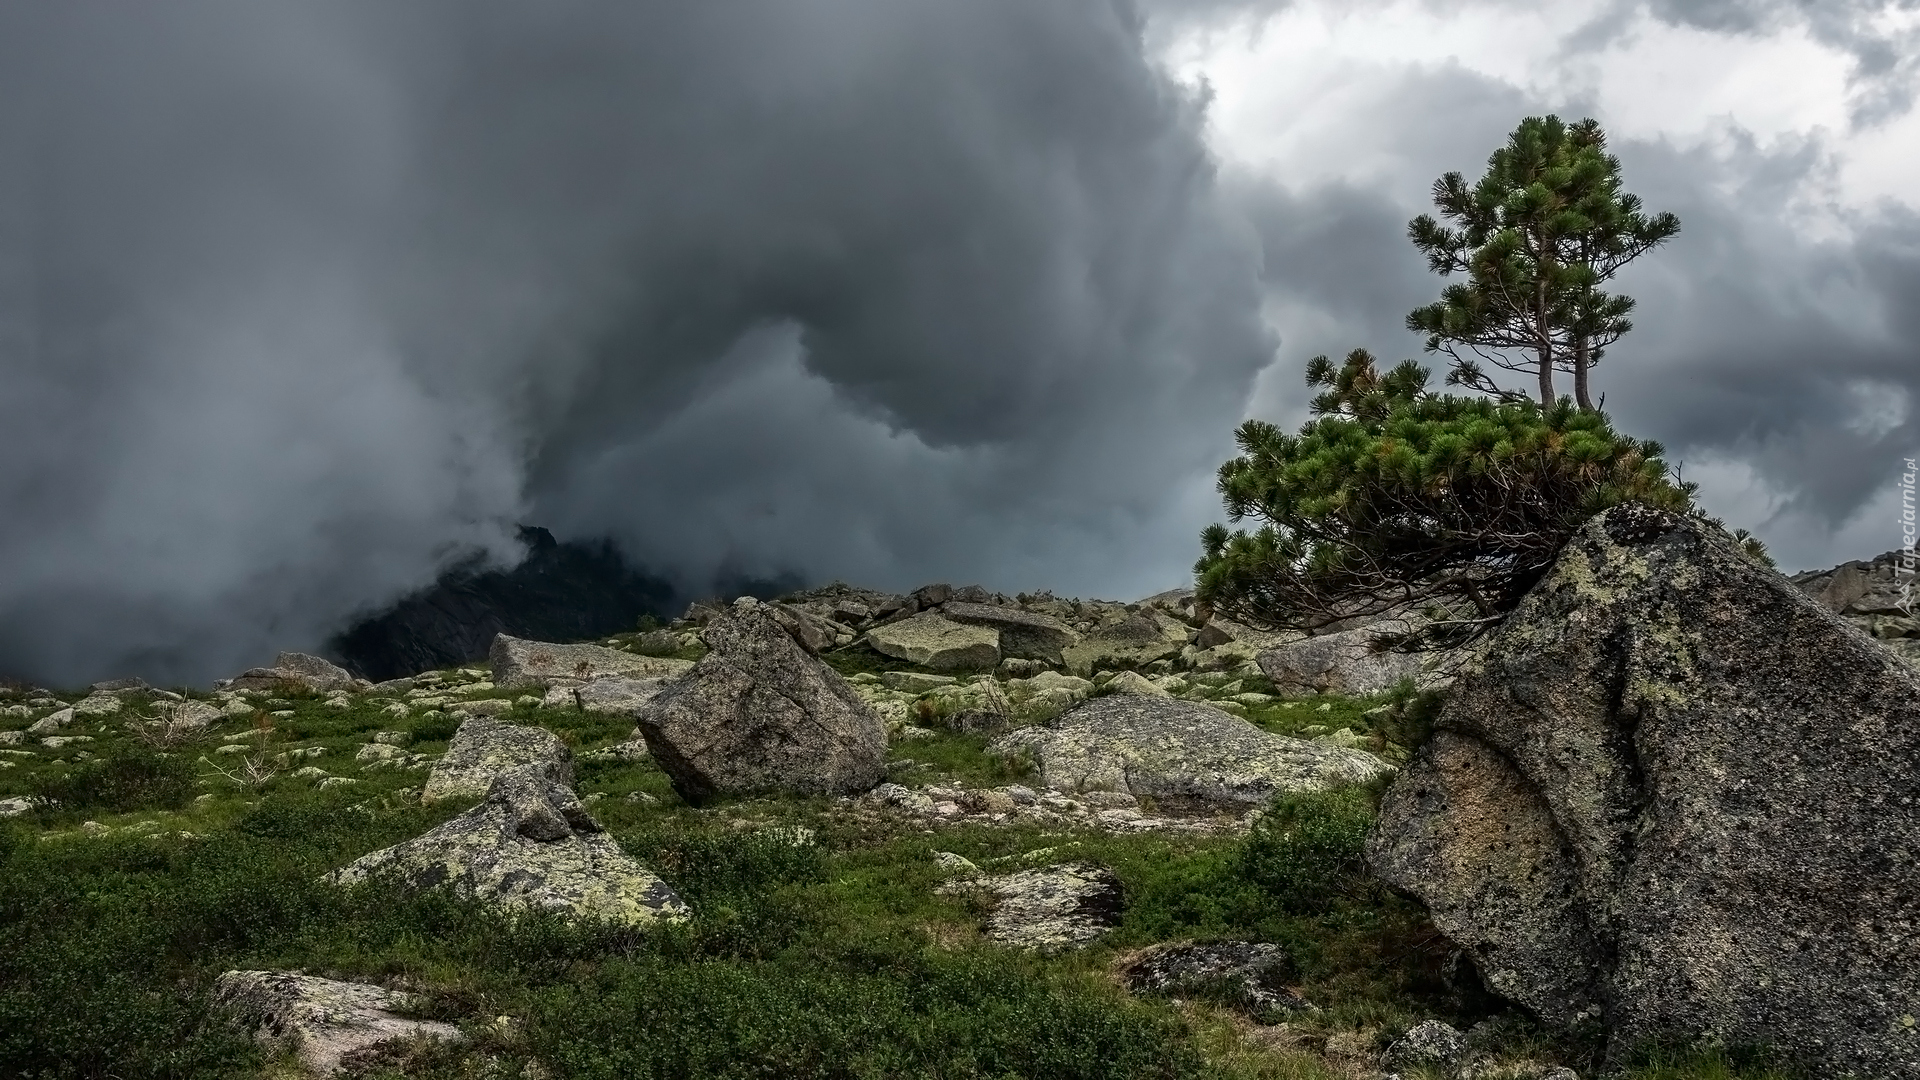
xmin=0 ymin=1 xmax=1271 ymax=685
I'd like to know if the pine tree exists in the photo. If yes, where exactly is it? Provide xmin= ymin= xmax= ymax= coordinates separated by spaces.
xmin=1195 ymin=350 xmax=1702 ymax=646
xmin=1406 ymin=116 xmax=1679 ymax=410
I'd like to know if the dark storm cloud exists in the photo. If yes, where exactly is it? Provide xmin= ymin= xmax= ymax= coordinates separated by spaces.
xmin=1226 ymin=62 xmax=1920 ymax=571
xmin=0 ymin=1 xmax=1273 ymax=685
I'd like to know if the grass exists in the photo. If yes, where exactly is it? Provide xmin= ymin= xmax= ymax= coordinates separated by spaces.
xmin=0 ymin=669 xmax=1793 ymax=1080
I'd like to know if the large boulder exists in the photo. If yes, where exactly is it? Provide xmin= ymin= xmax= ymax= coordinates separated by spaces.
xmin=864 ymin=613 xmax=1000 ymax=671
xmin=1061 ymin=609 xmax=1190 ymax=675
xmin=635 ymin=598 xmax=888 ymax=804
xmin=939 ymin=601 xmax=1079 ymax=665
xmin=1367 ymin=505 xmax=1920 ymax=1079
xmin=989 ymin=695 xmax=1390 ymax=804
xmin=1255 ymin=622 xmax=1435 ymax=696
xmin=329 ymin=766 xmax=688 ymax=926
xmin=224 ymin=651 xmax=360 ymax=693
xmin=213 ymin=971 xmax=463 ymax=1075
xmin=489 ymin=633 xmax=693 ymax=689
xmin=422 ymin=718 xmax=572 ymax=803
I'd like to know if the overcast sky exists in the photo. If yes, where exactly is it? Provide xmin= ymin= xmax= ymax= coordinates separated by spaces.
xmin=0 ymin=0 xmax=1914 ymax=684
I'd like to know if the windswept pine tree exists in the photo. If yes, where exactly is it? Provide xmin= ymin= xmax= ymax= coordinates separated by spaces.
xmin=1406 ymin=115 xmax=1680 ymax=410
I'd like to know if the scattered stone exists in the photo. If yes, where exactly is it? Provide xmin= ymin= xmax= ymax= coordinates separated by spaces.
xmin=422 ymin=718 xmax=572 ymax=803
xmin=766 ymin=602 xmax=856 ymax=653
xmin=932 ymin=851 xmax=979 ymax=875
xmin=1121 ymin=941 xmax=1314 ymax=1020
xmin=0 ymin=731 xmax=22 ymax=746
xmin=450 ymin=698 xmax=513 ymax=718
xmin=291 ymin=766 xmax=329 ymax=780
xmin=940 ymin=601 xmax=1079 ymax=665
xmin=490 ymin=633 xmax=694 ymax=689
xmin=26 ymin=708 xmax=74 ymax=735
xmin=1062 ymin=609 xmax=1189 ymax=676
xmin=1382 ymin=1020 xmax=1468 ymax=1073
xmin=1102 ymin=670 xmax=1167 ymax=696
xmin=328 ymin=766 xmax=687 ymax=926
xmin=997 ymin=657 xmax=1052 ymax=679
xmin=976 ymin=862 xmax=1123 ymax=950
xmin=316 ymin=777 xmax=359 ymax=789
xmin=879 ymin=670 xmax=956 ymax=693
xmin=148 ymin=699 xmax=224 ymax=734
xmin=213 ymin=970 xmax=464 ymax=1075
xmin=40 ymin=735 xmax=93 ymax=748
xmin=356 ymin=743 xmax=405 ymax=764
xmin=868 ymin=782 xmax=936 ymax=815
xmin=636 ymin=598 xmax=888 ymax=804
xmin=1368 ymin=505 xmax=1920 ymax=1079
xmin=88 ymin=677 xmax=148 ymax=692
xmin=1255 ymin=622 xmax=1434 ymax=696
xmin=990 ymin=696 xmax=1390 ymax=805
xmin=865 ymin=613 xmax=1001 ymax=672
xmin=71 ymin=691 xmax=124 ymax=717
xmin=0 ymin=796 xmax=38 ymax=817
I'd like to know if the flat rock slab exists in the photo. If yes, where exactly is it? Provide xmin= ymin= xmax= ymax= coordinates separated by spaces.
xmin=865 ymin=613 xmax=1001 ymax=671
xmin=978 ymin=861 xmax=1123 ymax=950
xmin=214 ymin=970 xmax=463 ymax=1076
xmin=561 ymin=676 xmax=674 ymax=715
xmin=329 ymin=767 xmax=687 ymax=927
xmin=1255 ymin=623 xmax=1435 ymax=696
xmin=490 ymin=634 xmax=693 ymax=689
xmin=1368 ymin=505 xmax=1920 ymax=1079
xmin=1061 ymin=610 xmax=1189 ymax=675
xmin=1121 ymin=941 xmax=1313 ymax=1019
xmin=940 ymin=602 xmax=1079 ymax=665
xmin=422 ymin=718 xmax=571 ymax=803
xmin=990 ymin=695 xmax=1390 ymax=804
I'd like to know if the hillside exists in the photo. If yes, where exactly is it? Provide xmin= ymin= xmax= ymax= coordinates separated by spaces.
xmin=2 ymin=526 xmax=1911 ymax=1079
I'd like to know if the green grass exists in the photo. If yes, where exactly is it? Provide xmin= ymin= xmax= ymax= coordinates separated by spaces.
xmin=0 ymin=668 xmax=1790 ymax=1080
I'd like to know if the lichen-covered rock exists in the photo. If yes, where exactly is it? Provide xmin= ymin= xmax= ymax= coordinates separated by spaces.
xmin=214 ymin=970 xmax=463 ymax=1076
xmin=636 ymin=598 xmax=888 ymax=804
xmin=570 ymin=676 xmax=673 ymax=715
xmin=976 ymin=861 xmax=1123 ymax=950
xmin=489 ymin=633 xmax=693 ymax=689
xmin=1254 ymin=622 xmax=1433 ymax=695
xmin=865 ymin=613 xmax=1001 ymax=671
xmin=226 ymin=652 xmax=361 ymax=693
xmin=329 ymin=766 xmax=687 ymax=926
xmin=71 ymin=691 xmax=123 ymax=717
xmin=421 ymin=718 xmax=571 ymax=803
xmin=1102 ymin=670 xmax=1166 ymax=696
xmin=26 ymin=708 xmax=74 ymax=735
xmin=1061 ymin=609 xmax=1189 ymax=675
xmin=1382 ymin=1020 xmax=1468 ymax=1073
xmin=939 ymin=601 xmax=1079 ymax=665
xmin=1121 ymin=941 xmax=1313 ymax=1020
xmin=1368 ymin=504 xmax=1920 ymax=1079
xmin=990 ymin=696 xmax=1390 ymax=804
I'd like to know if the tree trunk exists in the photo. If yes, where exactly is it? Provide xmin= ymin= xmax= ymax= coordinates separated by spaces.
xmin=1535 ymin=276 xmax=1555 ymax=407
xmin=1573 ymin=336 xmax=1593 ymax=411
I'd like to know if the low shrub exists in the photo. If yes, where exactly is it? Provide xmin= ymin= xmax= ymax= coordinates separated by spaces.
xmin=1236 ymin=784 xmax=1381 ymax=914
xmin=32 ymin=749 xmax=197 ymax=814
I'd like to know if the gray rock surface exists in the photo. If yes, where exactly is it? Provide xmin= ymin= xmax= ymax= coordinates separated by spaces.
xmin=1791 ymin=548 xmax=1920 ymax=664
xmin=422 ymin=718 xmax=572 ymax=803
xmin=1061 ymin=609 xmax=1189 ymax=675
xmin=864 ymin=613 xmax=1001 ymax=671
xmin=570 ymin=677 xmax=672 ymax=715
xmin=489 ymin=633 xmax=693 ymax=689
xmin=329 ymin=766 xmax=687 ymax=926
xmin=26 ymin=708 xmax=74 ymax=735
xmin=990 ymin=695 xmax=1391 ymax=804
xmin=1255 ymin=622 xmax=1432 ymax=695
xmin=940 ymin=601 xmax=1079 ymax=665
xmin=224 ymin=652 xmax=360 ymax=694
xmin=1381 ymin=1020 xmax=1468 ymax=1073
xmin=636 ymin=598 xmax=888 ymax=804
xmin=1121 ymin=941 xmax=1313 ymax=1019
xmin=213 ymin=970 xmax=463 ymax=1076
xmin=1367 ymin=504 xmax=1920 ymax=1079
xmin=976 ymin=861 xmax=1123 ymax=950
